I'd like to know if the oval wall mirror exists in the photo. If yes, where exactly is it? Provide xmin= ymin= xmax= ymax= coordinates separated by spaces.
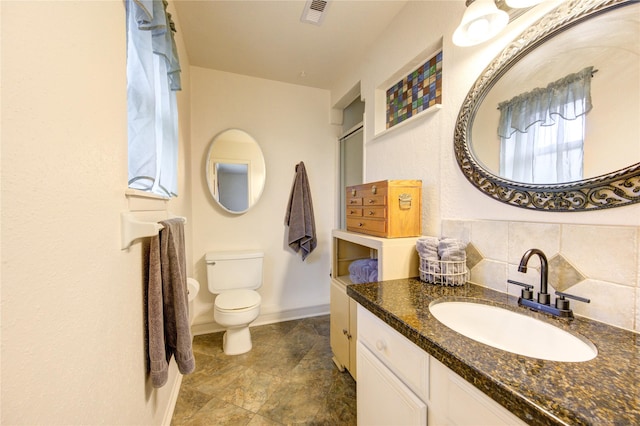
xmin=454 ymin=0 xmax=640 ymax=211
xmin=206 ymin=129 xmax=266 ymax=214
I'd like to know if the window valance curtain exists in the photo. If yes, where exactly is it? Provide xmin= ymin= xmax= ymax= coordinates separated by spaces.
xmin=126 ymin=0 xmax=181 ymax=197
xmin=497 ymin=66 xmax=593 ymax=139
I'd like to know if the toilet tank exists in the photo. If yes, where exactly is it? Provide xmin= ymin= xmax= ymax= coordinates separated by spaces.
xmin=205 ymin=250 xmax=264 ymax=293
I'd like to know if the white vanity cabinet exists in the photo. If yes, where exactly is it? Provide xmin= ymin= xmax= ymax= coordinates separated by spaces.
xmin=428 ymin=356 xmax=526 ymax=426
xmin=330 ymin=280 xmax=358 ymax=377
xmin=357 ymin=305 xmax=527 ymax=426
xmin=357 ymin=306 xmax=429 ymax=425
xmin=358 ymin=343 xmax=427 ymax=425
xmin=330 ymin=230 xmax=420 ymax=379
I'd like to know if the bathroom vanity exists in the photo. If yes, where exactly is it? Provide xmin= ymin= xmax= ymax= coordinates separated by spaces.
xmin=348 ymin=279 xmax=639 ymax=425
xmin=330 ymin=230 xmax=420 ymax=378
xmin=357 ymin=304 xmax=525 ymax=425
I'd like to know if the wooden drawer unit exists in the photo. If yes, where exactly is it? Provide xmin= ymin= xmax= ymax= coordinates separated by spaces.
xmin=346 ymin=180 xmax=421 ymax=238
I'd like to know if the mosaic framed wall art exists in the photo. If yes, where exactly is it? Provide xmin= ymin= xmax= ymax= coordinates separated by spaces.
xmin=386 ymin=50 xmax=442 ymax=130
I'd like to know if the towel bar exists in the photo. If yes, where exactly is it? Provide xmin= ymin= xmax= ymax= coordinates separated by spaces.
xmin=121 ymin=212 xmax=186 ymax=250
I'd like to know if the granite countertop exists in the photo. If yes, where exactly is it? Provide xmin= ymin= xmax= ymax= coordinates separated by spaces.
xmin=347 ymin=278 xmax=640 ymax=426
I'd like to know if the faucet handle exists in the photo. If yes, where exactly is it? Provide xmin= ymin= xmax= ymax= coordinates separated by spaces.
xmin=508 ymin=279 xmax=534 ymax=300
xmin=555 ymin=291 xmax=590 ymax=310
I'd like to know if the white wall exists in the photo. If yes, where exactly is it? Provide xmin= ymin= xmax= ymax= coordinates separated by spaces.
xmin=189 ymin=67 xmax=338 ymax=331
xmin=331 ymin=1 xmax=639 ymax=328
xmin=2 ymin=2 xmax=638 ymax=423
xmin=333 ymin=0 xmax=639 ymax=227
xmin=1 ymin=1 xmax=193 ymax=424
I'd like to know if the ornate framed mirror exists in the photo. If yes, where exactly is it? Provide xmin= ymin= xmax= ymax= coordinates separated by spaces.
xmin=454 ymin=0 xmax=640 ymax=211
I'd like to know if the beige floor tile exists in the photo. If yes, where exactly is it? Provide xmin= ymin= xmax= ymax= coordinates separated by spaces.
xmin=172 ymin=315 xmax=356 ymax=425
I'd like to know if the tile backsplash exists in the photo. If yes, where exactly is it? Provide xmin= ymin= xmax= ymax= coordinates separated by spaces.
xmin=442 ymin=219 xmax=640 ymax=332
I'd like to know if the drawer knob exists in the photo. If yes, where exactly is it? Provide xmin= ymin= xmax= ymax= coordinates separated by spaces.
xmin=368 ymin=199 xmax=375 ymax=204
xmin=351 ymin=189 xmax=356 ymax=196
xmin=372 ymin=185 xmax=377 ymax=194
xmin=375 ymin=340 xmax=386 ymax=351
xmin=368 ymin=210 xmax=374 ymax=215
xmin=358 ymin=222 xmax=364 ymax=227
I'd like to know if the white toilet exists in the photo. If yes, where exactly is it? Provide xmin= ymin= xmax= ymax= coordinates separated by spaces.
xmin=205 ymin=250 xmax=264 ymax=355
xmin=186 ymin=277 xmax=200 ymax=327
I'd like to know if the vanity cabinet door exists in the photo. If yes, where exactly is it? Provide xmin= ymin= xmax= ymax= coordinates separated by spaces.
xmin=357 ymin=342 xmax=427 ymax=426
xmin=428 ymin=357 xmax=526 ymax=426
xmin=358 ymin=305 xmax=429 ymax=401
xmin=348 ymin=297 xmax=358 ymax=377
xmin=330 ymin=279 xmax=356 ymax=378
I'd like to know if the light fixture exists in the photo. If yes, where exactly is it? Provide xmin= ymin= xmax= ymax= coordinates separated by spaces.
xmin=505 ymin=0 xmax=543 ymax=8
xmin=453 ymin=0 xmax=509 ymax=47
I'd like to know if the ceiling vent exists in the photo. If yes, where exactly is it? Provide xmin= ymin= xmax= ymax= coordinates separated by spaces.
xmin=300 ymin=0 xmax=329 ymax=25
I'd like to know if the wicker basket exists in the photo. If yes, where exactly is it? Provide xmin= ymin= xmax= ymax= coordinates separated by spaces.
xmin=419 ymin=254 xmax=469 ymax=286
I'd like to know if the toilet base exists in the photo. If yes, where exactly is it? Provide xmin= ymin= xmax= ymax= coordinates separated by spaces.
xmin=222 ymin=326 xmax=252 ymax=355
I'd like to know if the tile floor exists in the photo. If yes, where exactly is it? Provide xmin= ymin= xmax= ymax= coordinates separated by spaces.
xmin=171 ymin=315 xmax=357 ymax=425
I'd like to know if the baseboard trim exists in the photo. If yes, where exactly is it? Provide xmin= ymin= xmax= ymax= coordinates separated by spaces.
xmin=162 ymin=371 xmax=183 ymax=426
xmin=190 ymin=304 xmax=330 ymax=336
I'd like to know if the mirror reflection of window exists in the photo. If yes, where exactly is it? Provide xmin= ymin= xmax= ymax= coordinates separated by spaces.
xmin=216 ymin=162 xmax=249 ymax=212
xmin=497 ymin=67 xmax=593 ymax=184
xmin=500 ymin=116 xmax=585 ymax=184
xmin=206 ymin=129 xmax=266 ymax=214
xmin=456 ymin=0 xmax=639 ymax=211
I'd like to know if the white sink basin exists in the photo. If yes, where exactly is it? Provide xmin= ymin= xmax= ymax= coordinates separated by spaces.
xmin=429 ymin=300 xmax=597 ymax=362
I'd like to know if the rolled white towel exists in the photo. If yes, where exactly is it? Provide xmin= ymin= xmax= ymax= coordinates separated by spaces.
xmin=438 ymin=238 xmax=466 ymax=260
xmin=417 ymin=236 xmax=438 ymax=253
xmin=349 ymin=259 xmax=379 ymax=284
xmin=438 ymin=238 xmax=467 ymax=285
xmin=417 ymin=239 xmax=439 ymax=264
xmin=417 ymin=236 xmax=440 ymax=281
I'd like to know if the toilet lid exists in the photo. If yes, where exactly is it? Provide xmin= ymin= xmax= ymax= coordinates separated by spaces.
xmin=215 ymin=290 xmax=261 ymax=311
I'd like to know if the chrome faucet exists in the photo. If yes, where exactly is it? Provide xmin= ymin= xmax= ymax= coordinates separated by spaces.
xmin=508 ymin=248 xmax=590 ymax=319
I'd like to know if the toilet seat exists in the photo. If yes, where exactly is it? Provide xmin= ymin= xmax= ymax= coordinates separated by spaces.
xmin=215 ymin=289 xmax=261 ymax=312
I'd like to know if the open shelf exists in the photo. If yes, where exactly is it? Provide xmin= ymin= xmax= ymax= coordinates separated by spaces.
xmin=332 ymin=229 xmax=421 ymax=286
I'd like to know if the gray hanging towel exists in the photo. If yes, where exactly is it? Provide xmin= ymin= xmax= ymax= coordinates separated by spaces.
xmin=147 ymin=218 xmax=195 ymax=388
xmin=285 ymin=161 xmax=317 ymax=260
